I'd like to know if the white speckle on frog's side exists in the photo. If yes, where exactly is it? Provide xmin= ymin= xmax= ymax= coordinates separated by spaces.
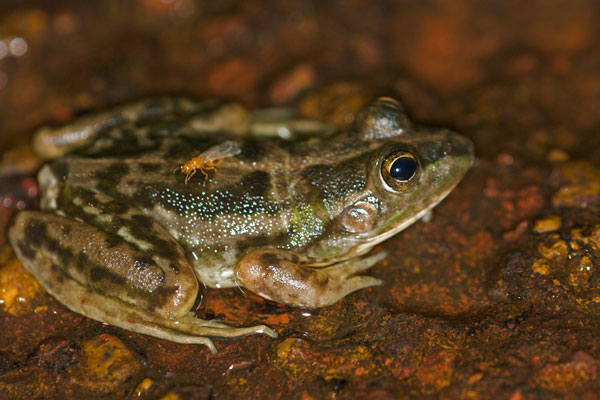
xmin=151 ymin=188 xmax=282 ymax=248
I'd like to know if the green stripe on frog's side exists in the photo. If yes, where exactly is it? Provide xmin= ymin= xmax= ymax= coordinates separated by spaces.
xmin=9 ymin=96 xmax=473 ymax=351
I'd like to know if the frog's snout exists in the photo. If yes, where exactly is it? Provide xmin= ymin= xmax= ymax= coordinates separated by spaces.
xmin=446 ymin=132 xmax=475 ymax=166
xmin=417 ymin=130 xmax=474 ymax=170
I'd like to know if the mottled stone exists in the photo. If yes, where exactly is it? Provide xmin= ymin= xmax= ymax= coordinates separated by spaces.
xmin=0 ymin=249 xmax=45 ymax=316
xmin=535 ymin=351 xmax=599 ymax=393
xmin=69 ymin=334 xmax=141 ymax=395
xmin=532 ymin=215 xmax=562 ymax=234
xmin=552 ymin=161 xmax=600 ymax=208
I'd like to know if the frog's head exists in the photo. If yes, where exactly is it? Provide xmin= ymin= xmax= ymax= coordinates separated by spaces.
xmin=306 ymin=97 xmax=474 ymax=262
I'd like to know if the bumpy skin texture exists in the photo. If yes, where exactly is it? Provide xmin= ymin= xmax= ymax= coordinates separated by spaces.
xmin=8 ymin=97 xmax=474 ymax=352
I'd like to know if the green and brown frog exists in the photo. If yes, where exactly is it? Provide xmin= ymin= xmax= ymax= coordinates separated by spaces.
xmin=9 ymin=97 xmax=473 ymax=353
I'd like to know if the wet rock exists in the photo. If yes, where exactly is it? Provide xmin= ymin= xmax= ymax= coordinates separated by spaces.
xmin=31 ymin=336 xmax=76 ymax=369
xmin=159 ymin=385 xmax=212 ymax=400
xmin=274 ymin=337 xmax=376 ymax=381
xmin=530 ymin=226 xmax=599 ymax=290
xmin=567 ymin=255 xmax=594 ymax=287
xmin=535 ymin=351 xmax=598 ymax=393
xmin=532 ymin=215 xmax=562 ymax=234
xmin=552 ymin=161 xmax=600 ymax=209
xmin=69 ymin=334 xmax=142 ymax=396
xmin=413 ymin=351 xmax=456 ymax=392
xmin=0 ymin=368 xmax=54 ymax=400
xmin=0 ymin=248 xmax=45 ymax=317
xmin=134 ymin=377 xmax=160 ymax=398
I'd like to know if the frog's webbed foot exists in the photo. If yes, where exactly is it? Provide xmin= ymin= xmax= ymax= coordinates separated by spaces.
xmin=235 ymin=249 xmax=386 ymax=308
xmin=9 ymin=210 xmax=276 ymax=354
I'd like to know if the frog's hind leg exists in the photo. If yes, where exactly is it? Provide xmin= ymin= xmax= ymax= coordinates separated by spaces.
xmin=249 ymin=107 xmax=335 ymax=140
xmin=8 ymin=211 xmax=276 ymax=353
xmin=30 ymin=260 xmax=275 ymax=354
xmin=235 ymin=249 xmax=386 ymax=308
xmin=33 ymin=97 xmax=251 ymax=160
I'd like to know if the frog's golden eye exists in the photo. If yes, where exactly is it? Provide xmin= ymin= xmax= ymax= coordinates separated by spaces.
xmin=381 ymin=151 xmax=418 ymax=191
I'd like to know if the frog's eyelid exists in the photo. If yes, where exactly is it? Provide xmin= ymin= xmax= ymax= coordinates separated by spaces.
xmin=374 ymin=96 xmax=403 ymax=111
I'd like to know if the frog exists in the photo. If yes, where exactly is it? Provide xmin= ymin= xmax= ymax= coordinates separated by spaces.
xmin=8 ymin=96 xmax=474 ymax=353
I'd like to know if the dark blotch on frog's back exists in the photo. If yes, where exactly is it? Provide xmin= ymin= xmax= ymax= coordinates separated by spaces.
xmin=24 ymin=218 xmax=47 ymax=239
xmin=131 ymin=214 xmax=154 ymax=230
xmin=299 ymin=152 xmax=369 ymax=207
xmin=238 ymin=171 xmax=271 ymax=198
xmin=94 ymin=162 xmax=130 ymax=193
xmin=151 ymin=286 xmax=180 ymax=311
xmin=163 ymin=135 xmax=218 ymax=159
xmin=139 ymin=162 xmax=162 ymax=173
xmin=72 ymin=127 xmax=162 ymax=159
xmin=25 ymin=219 xmax=73 ymax=268
xmin=90 ymin=265 xmax=127 ymax=286
xmin=105 ymin=236 xmax=121 ymax=248
xmin=168 ymin=262 xmax=180 ymax=274
xmin=75 ymin=253 xmax=86 ymax=270
xmin=16 ymin=240 xmax=36 ymax=260
xmin=62 ymin=187 xmax=129 ymax=219
xmin=115 ymin=216 xmax=181 ymax=262
xmin=50 ymin=160 xmax=70 ymax=181
xmin=259 ymin=252 xmax=280 ymax=266
xmin=165 ymin=140 xmax=196 ymax=159
xmin=150 ymin=169 xmax=278 ymax=220
xmin=236 ymin=138 xmax=268 ymax=162
xmin=148 ymin=237 xmax=182 ymax=261
xmin=134 ymin=98 xmax=222 ymax=127
xmin=45 ymin=236 xmax=73 ymax=267
xmin=258 ymin=251 xmax=301 ymax=266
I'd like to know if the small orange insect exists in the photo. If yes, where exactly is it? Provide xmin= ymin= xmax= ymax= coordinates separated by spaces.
xmin=179 ymin=141 xmax=241 ymax=183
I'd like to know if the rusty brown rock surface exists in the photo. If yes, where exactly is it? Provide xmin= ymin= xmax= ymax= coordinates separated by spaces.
xmin=1 ymin=1 xmax=600 ymax=398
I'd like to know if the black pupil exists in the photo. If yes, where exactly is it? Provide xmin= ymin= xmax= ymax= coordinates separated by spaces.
xmin=389 ymin=156 xmax=417 ymax=181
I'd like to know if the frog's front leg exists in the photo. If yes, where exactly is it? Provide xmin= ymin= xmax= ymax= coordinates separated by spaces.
xmin=9 ymin=210 xmax=276 ymax=353
xmin=235 ymin=249 xmax=386 ymax=308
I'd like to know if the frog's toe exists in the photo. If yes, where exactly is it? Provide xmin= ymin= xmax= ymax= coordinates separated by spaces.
xmin=343 ymin=275 xmax=383 ymax=294
xmin=326 ymin=250 xmax=388 ymax=278
xmin=177 ymin=316 xmax=278 ymax=338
